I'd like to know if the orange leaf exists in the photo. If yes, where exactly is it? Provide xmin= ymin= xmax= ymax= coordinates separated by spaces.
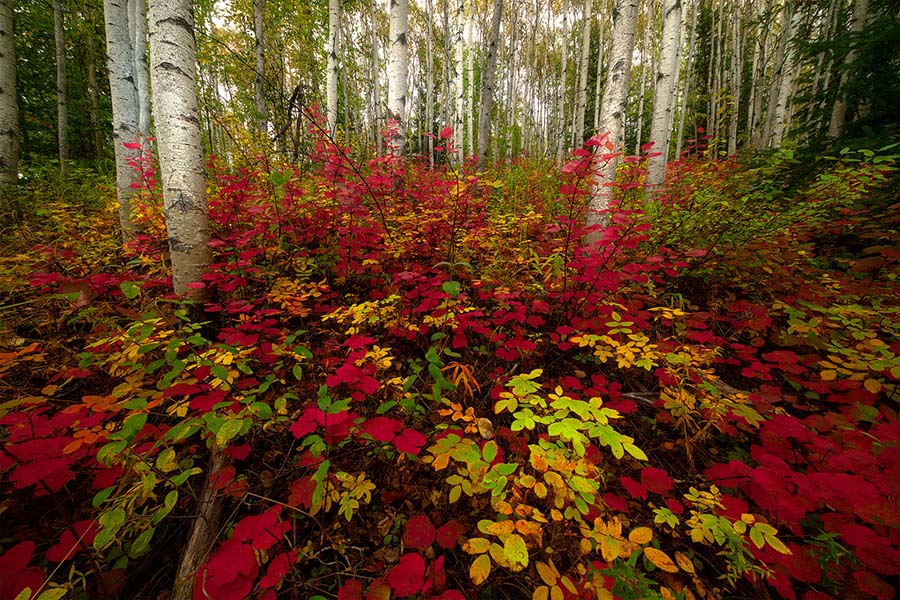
xmin=470 ymin=554 xmax=491 ymax=585
xmin=674 ymin=551 xmax=695 ymax=574
xmin=644 ymin=547 xmax=679 ymax=573
xmin=628 ymin=527 xmax=653 ymax=545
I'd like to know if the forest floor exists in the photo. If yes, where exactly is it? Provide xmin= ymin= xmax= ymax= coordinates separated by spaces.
xmin=0 ymin=140 xmax=898 ymax=600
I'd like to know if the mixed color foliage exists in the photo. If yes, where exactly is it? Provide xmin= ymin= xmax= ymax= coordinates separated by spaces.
xmin=1 ymin=127 xmax=898 ymax=600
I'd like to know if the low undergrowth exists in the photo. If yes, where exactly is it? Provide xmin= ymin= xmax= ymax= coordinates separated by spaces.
xmin=0 ymin=132 xmax=898 ymax=600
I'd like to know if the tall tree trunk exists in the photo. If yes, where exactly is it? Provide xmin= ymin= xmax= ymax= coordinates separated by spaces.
xmin=574 ymin=0 xmax=593 ymax=146
xmin=326 ymin=0 xmax=339 ymax=135
xmin=465 ymin=2 xmax=475 ymax=159
xmin=53 ymin=0 xmax=69 ymax=178
xmin=254 ymin=0 xmax=267 ymax=137
xmin=674 ymin=0 xmax=696 ymax=158
xmin=745 ymin=0 xmax=765 ymax=149
xmin=476 ymin=0 xmax=502 ymax=170
xmin=103 ymin=0 xmax=141 ymax=238
xmin=634 ymin=1 xmax=652 ymax=156
xmin=727 ymin=1 xmax=741 ymax=155
xmin=387 ymin=0 xmax=409 ymax=156
xmin=646 ymin=0 xmax=681 ymax=189
xmin=556 ymin=0 xmax=569 ymax=166
xmin=762 ymin=1 xmax=792 ymax=148
xmin=149 ymin=0 xmax=212 ymax=300
xmin=828 ymin=0 xmax=870 ymax=139
xmin=83 ymin=0 xmax=103 ymax=158
xmin=425 ymin=0 xmax=435 ymax=165
xmin=0 ymin=0 xmax=18 ymax=214
xmin=588 ymin=0 xmax=638 ymax=229
xmin=768 ymin=6 xmax=800 ymax=148
xmin=130 ymin=0 xmax=150 ymax=135
xmin=453 ymin=0 xmax=464 ymax=163
xmin=592 ymin=6 xmax=607 ymax=134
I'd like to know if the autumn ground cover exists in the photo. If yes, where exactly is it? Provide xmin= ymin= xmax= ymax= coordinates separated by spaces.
xmin=0 ymin=135 xmax=898 ymax=600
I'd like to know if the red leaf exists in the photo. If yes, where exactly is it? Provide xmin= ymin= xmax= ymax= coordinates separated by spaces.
xmin=233 ymin=507 xmax=290 ymax=551
xmin=338 ymin=579 xmax=365 ymax=600
xmin=361 ymin=416 xmax=403 ymax=442
xmin=46 ymin=520 xmax=98 ymax=562
xmin=435 ymin=520 xmax=465 ymax=549
xmin=366 ymin=577 xmax=391 ymax=600
xmin=403 ymin=515 xmax=436 ymax=550
xmin=431 ymin=592 xmax=466 ymax=600
xmin=0 ymin=541 xmax=44 ymax=600
xmin=387 ymin=553 xmax=426 ymax=598
xmin=640 ymin=467 xmax=674 ymax=495
xmin=620 ymin=476 xmax=648 ymax=499
xmin=259 ymin=550 xmax=296 ymax=589
xmin=289 ymin=406 xmax=325 ymax=438
xmin=393 ymin=428 xmax=427 ymax=455
xmin=194 ymin=539 xmax=258 ymax=600
xmin=853 ymin=570 xmax=896 ymax=600
xmin=288 ymin=477 xmax=316 ymax=509
xmin=439 ymin=126 xmax=453 ymax=140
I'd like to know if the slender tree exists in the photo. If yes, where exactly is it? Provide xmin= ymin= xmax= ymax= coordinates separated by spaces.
xmin=326 ymin=0 xmax=339 ymax=135
xmin=453 ymin=0 xmax=464 ymax=162
xmin=387 ymin=0 xmax=409 ymax=155
xmin=573 ymin=0 xmax=593 ymax=146
xmin=82 ymin=0 xmax=104 ymax=158
xmin=646 ymin=0 xmax=681 ymax=189
xmin=131 ymin=0 xmax=150 ymax=134
xmin=555 ymin=0 xmax=569 ymax=166
xmin=588 ymin=0 xmax=639 ymax=229
xmin=254 ymin=0 xmax=267 ymax=136
xmin=53 ymin=0 xmax=69 ymax=178
xmin=425 ymin=0 xmax=435 ymax=165
xmin=0 ymin=0 xmax=17 ymax=213
xmin=104 ymin=0 xmax=141 ymax=238
xmin=476 ymin=0 xmax=502 ymax=170
xmin=828 ymin=0 xmax=870 ymax=139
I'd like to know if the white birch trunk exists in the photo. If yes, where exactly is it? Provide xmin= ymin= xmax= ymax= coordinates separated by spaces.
xmin=465 ymin=3 xmax=475 ymax=159
xmin=828 ymin=0 xmax=870 ymax=139
xmin=646 ymin=0 xmax=681 ymax=189
xmin=453 ymin=0 xmax=464 ymax=163
xmin=327 ymin=0 xmax=340 ymax=135
xmin=674 ymin=0 xmax=696 ymax=158
xmin=149 ymin=0 xmax=212 ymax=300
xmin=104 ymin=0 xmax=141 ymax=238
xmin=592 ymin=8 xmax=607 ymax=134
xmin=588 ymin=0 xmax=638 ymax=229
xmin=769 ymin=8 xmax=801 ymax=148
xmin=0 ymin=0 xmax=17 ymax=213
xmin=727 ymin=2 xmax=741 ymax=155
xmin=53 ymin=0 xmax=69 ymax=178
xmin=130 ymin=0 xmax=150 ymax=135
xmin=556 ymin=1 xmax=569 ymax=166
xmin=254 ymin=0 xmax=267 ymax=136
xmin=745 ymin=0 xmax=765 ymax=149
xmin=574 ymin=0 xmax=593 ymax=146
xmin=387 ymin=0 xmax=409 ymax=156
xmin=425 ymin=0 xmax=435 ymax=165
xmin=762 ymin=2 xmax=792 ymax=148
xmin=476 ymin=0 xmax=502 ymax=169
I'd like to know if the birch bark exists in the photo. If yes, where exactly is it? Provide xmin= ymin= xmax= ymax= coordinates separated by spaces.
xmin=646 ymin=0 xmax=681 ymax=189
xmin=387 ymin=0 xmax=409 ymax=155
xmin=53 ymin=0 xmax=69 ymax=178
xmin=327 ymin=0 xmax=339 ymax=135
xmin=588 ymin=0 xmax=638 ymax=229
xmin=0 ymin=0 xmax=18 ymax=213
xmin=149 ymin=0 xmax=212 ymax=300
xmin=828 ymin=0 xmax=870 ymax=139
xmin=254 ymin=0 xmax=267 ymax=136
xmin=476 ymin=0 xmax=502 ymax=170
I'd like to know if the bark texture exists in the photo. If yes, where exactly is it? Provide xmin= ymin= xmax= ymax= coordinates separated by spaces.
xmin=327 ymin=0 xmax=339 ymax=135
xmin=149 ymin=0 xmax=212 ymax=300
xmin=588 ymin=0 xmax=638 ymax=229
xmin=476 ymin=0 xmax=502 ymax=170
xmin=387 ymin=0 xmax=409 ymax=155
xmin=254 ymin=0 xmax=267 ymax=136
xmin=53 ymin=0 xmax=69 ymax=178
xmin=0 ymin=0 xmax=17 ymax=213
xmin=103 ymin=0 xmax=141 ymax=238
xmin=828 ymin=0 xmax=870 ymax=139
xmin=646 ymin=0 xmax=682 ymax=189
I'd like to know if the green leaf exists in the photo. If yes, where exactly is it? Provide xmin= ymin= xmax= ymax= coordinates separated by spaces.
xmin=35 ymin=589 xmax=68 ymax=600
xmin=120 ymin=281 xmax=141 ymax=299
xmin=92 ymin=485 xmax=115 ymax=508
xmin=216 ymin=418 xmax=244 ymax=446
xmin=292 ymin=364 xmax=303 ymax=381
xmin=482 ymin=440 xmax=498 ymax=463
xmin=442 ymin=280 xmax=461 ymax=298
xmin=130 ymin=527 xmax=155 ymax=557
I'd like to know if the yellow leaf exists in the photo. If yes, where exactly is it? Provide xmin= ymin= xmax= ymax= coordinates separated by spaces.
xmin=644 ymin=547 xmax=679 ymax=573
xmin=534 ymin=482 xmax=548 ymax=498
xmin=480 ymin=519 xmax=515 ymax=536
xmin=503 ymin=534 xmax=529 ymax=572
xmin=863 ymin=378 xmax=882 ymax=393
xmin=674 ymin=551 xmax=696 ymax=574
xmin=560 ymin=575 xmax=577 ymax=594
xmin=660 ymin=587 xmax=676 ymax=600
xmin=536 ymin=561 xmax=558 ymax=586
xmin=470 ymin=554 xmax=491 ymax=585
xmin=628 ymin=526 xmax=653 ymax=545
xmin=820 ymin=369 xmax=837 ymax=381
xmin=489 ymin=542 xmax=507 ymax=567
xmin=600 ymin=537 xmax=620 ymax=562
xmin=550 ymin=585 xmax=564 ymax=600
xmin=516 ymin=520 xmax=543 ymax=536
xmin=533 ymin=586 xmax=549 ymax=600
xmin=462 ymin=537 xmax=491 ymax=554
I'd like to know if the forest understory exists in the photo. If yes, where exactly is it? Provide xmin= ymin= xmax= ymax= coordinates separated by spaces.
xmin=1 ymin=135 xmax=898 ymax=600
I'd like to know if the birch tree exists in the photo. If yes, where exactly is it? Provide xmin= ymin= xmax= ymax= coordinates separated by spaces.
xmin=148 ymin=0 xmax=212 ymax=299
xmin=453 ymin=0 xmax=464 ymax=163
xmin=0 ymin=0 xmax=17 ymax=213
xmin=53 ymin=0 xmax=69 ymax=178
xmin=130 ymin=0 xmax=150 ymax=135
xmin=646 ymin=0 xmax=681 ymax=189
xmin=476 ymin=0 xmax=502 ymax=170
xmin=104 ymin=0 xmax=142 ymax=238
xmin=326 ymin=0 xmax=339 ymax=135
xmin=574 ymin=0 xmax=593 ymax=146
xmin=828 ymin=0 xmax=870 ymax=139
xmin=588 ymin=0 xmax=638 ymax=229
xmin=82 ymin=0 xmax=103 ymax=157
xmin=254 ymin=0 xmax=267 ymax=136
xmin=387 ymin=0 xmax=409 ymax=155
xmin=767 ymin=5 xmax=801 ymax=148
